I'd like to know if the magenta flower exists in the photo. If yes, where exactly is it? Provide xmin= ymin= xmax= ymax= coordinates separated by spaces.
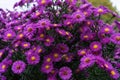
xmin=41 ymin=63 xmax=53 ymax=74
xmin=110 ymin=33 xmax=120 ymax=45
xmin=59 ymin=66 xmax=72 ymax=80
xmin=26 ymin=54 xmax=40 ymax=65
xmin=56 ymin=43 xmax=69 ymax=53
xmin=71 ymin=10 xmax=85 ymax=23
xmin=3 ymin=29 xmax=16 ymax=41
xmin=80 ymin=54 xmax=95 ymax=68
xmin=0 ymin=62 xmax=8 ymax=73
xmin=90 ymin=41 xmax=102 ymax=52
xmin=44 ymin=36 xmax=54 ymax=46
xmin=12 ymin=60 xmax=26 ymax=74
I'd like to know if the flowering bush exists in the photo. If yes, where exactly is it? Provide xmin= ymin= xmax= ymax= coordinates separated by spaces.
xmin=0 ymin=0 xmax=120 ymax=80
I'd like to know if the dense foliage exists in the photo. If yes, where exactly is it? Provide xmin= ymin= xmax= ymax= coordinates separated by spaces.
xmin=0 ymin=0 xmax=120 ymax=80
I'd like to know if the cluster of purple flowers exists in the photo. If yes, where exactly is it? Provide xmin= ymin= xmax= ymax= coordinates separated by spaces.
xmin=0 ymin=0 xmax=120 ymax=80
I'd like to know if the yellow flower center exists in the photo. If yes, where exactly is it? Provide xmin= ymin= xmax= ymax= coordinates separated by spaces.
xmin=93 ymin=44 xmax=98 ymax=49
xmin=46 ymin=58 xmax=51 ymax=62
xmin=83 ymin=35 xmax=89 ymax=39
xmin=7 ymin=33 xmax=12 ymax=38
xmin=54 ymin=53 xmax=59 ymax=58
xmin=2 ymin=64 xmax=6 ymax=69
xmin=31 ymin=56 xmax=36 ymax=61
xmin=110 ymin=70 xmax=116 ymax=76
xmin=41 ymin=0 xmax=46 ymax=4
xmin=80 ymin=50 xmax=86 ymax=55
xmin=85 ymin=58 xmax=90 ymax=63
xmin=27 ymin=28 xmax=33 ymax=32
xmin=104 ymin=28 xmax=110 ymax=32
xmin=38 ymin=49 xmax=42 ymax=53
xmin=66 ymin=32 xmax=69 ymax=35
xmin=19 ymin=34 xmax=23 ymax=38
xmin=40 ymin=34 xmax=44 ymax=38
xmin=45 ymin=65 xmax=50 ymax=69
xmin=23 ymin=43 xmax=28 ymax=47
xmin=98 ymin=8 xmax=103 ymax=13
xmin=116 ymin=36 xmax=120 ymax=41
xmin=46 ymin=39 xmax=50 ymax=42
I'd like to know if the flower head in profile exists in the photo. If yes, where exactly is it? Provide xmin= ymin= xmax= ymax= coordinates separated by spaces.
xmin=12 ymin=60 xmax=26 ymax=74
xmin=59 ymin=66 xmax=72 ymax=80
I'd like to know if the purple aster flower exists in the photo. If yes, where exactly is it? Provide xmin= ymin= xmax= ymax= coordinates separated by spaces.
xmin=44 ymin=36 xmax=54 ymax=46
xmin=77 ymin=49 xmax=87 ymax=56
xmin=43 ymin=55 xmax=53 ymax=63
xmin=63 ymin=19 xmax=73 ymax=26
xmin=109 ymin=69 xmax=120 ymax=79
xmin=26 ymin=54 xmax=40 ymax=65
xmin=90 ymin=41 xmax=102 ymax=52
xmin=100 ymin=37 xmax=110 ymax=44
xmin=80 ymin=54 xmax=95 ymax=68
xmin=71 ymin=10 xmax=85 ymax=23
xmin=0 ymin=62 xmax=8 ymax=73
xmin=65 ymin=0 xmax=77 ymax=5
xmin=94 ymin=6 xmax=109 ymax=16
xmin=23 ymin=23 xmax=36 ymax=39
xmin=59 ymin=66 xmax=72 ymax=80
xmin=16 ymin=33 xmax=24 ymax=39
xmin=37 ymin=0 xmax=51 ymax=6
xmin=100 ymin=25 xmax=113 ymax=34
xmin=41 ymin=63 xmax=53 ymax=74
xmin=56 ymin=43 xmax=69 ymax=53
xmin=35 ymin=46 xmax=44 ymax=54
xmin=51 ymin=51 xmax=62 ymax=62
xmin=12 ymin=60 xmax=26 ymax=74
xmin=3 ymin=29 xmax=16 ymax=41
xmin=38 ymin=19 xmax=51 ymax=29
xmin=21 ymin=42 xmax=31 ymax=49
xmin=110 ymin=33 xmax=120 ymax=45
xmin=37 ymin=30 xmax=45 ymax=41
xmin=80 ymin=33 xmax=95 ymax=41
